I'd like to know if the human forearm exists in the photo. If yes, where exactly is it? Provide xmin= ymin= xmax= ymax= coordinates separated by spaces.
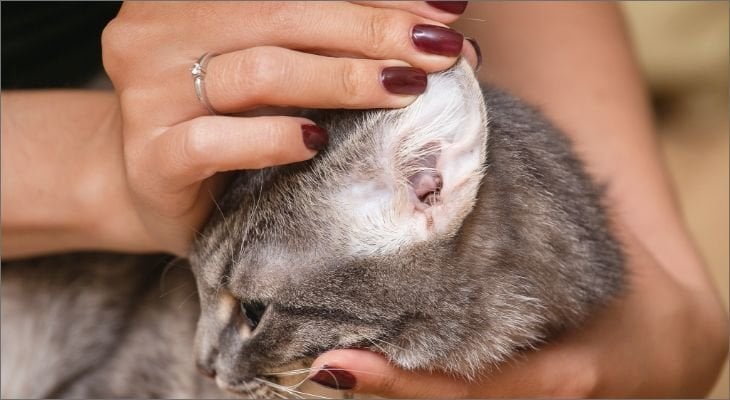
xmin=1 ymin=90 xmax=157 ymax=259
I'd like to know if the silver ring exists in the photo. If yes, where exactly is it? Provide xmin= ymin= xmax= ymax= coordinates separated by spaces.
xmin=191 ymin=52 xmax=219 ymax=115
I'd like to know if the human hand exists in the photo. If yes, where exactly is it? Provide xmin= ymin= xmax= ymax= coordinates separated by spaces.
xmin=308 ymin=228 xmax=728 ymax=397
xmin=101 ymin=1 xmax=475 ymax=256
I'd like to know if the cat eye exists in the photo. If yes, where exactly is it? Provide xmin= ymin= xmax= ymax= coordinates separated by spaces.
xmin=240 ymin=300 xmax=268 ymax=330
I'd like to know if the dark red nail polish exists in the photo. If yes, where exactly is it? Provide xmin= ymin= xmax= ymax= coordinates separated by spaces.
xmin=465 ymin=37 xmax=482 ymax=71
xmin=302 ymin=124 xmax=328 ymax=151
xmin=426 ymin=1 xmax=468 ymax=15
xmin=412 ymin=24 xmax=464 ymax=57
xmin=309 ymin=365 xmax=357 ymax=390
xmin=381 ymin=67 xmax=427 ymax=95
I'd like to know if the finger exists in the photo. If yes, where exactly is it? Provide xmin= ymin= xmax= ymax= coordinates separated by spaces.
xmin=195 ymin=2 xmax=464 ymax=73
xmin=200 ymin=47 xmax=427 ymax=114
xmin=308 ymin=349 xmax=470 ymax=398
xmin=149 ymin=115 xmax=325 ymax=191
xmin=463 ymin=37 xmax=482 ymax=71
xmin=353 ymin=1 xmax=469 ymax=24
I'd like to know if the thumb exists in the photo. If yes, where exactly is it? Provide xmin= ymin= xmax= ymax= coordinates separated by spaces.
xmin=308 ymin=349 xmax=470 ymax=398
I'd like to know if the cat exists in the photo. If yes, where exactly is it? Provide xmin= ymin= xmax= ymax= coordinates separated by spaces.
xmin=1 ymin=59 xmax=624 ymax=398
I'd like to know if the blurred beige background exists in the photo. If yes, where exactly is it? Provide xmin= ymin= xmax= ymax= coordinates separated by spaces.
xmin=622 ymin=2 xmax=728 ymax=398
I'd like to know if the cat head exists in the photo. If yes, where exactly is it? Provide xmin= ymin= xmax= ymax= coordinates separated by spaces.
xmin=190 ymin=59 xmax=489 ymax=394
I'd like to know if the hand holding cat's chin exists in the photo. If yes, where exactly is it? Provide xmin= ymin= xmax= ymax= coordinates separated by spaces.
xmin=308 ymin=230 xmax=728 ymax=398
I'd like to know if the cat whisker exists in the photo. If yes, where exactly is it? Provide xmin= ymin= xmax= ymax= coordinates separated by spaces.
xmin=176 ymin=288 xmax=198 ymax=310
xmin=363 ymin=337 xmax=387 ymax=354
xmin=238 ymin=177 xmax=265 ymax=263
xmin=158 ymin=282 xmax=191 ymax=298
xmin=208 ymin=188 xmax=236 ymax=260
xmin=256 ymin=377 xmax=337 ymax=399
xmin=265 ymin=368 xmax=316 ymax=376
xmin=254 ymin=378 xmax=306 ymax=399
xmin=265 ymin=366 xmax=388 ymax=379
xmin=355 ymin=330 xmax=409 ymax=353
xmin=159 ymin=256 xmax=187 ymax=293
xmin=366 ymin=335 xmax=409 ymax=353
xmin=244 ymin=385 xmax=258 ymax=400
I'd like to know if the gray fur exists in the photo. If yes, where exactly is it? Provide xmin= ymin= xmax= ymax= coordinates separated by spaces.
xmin=1 ymin=61 xmax=623 ymax=398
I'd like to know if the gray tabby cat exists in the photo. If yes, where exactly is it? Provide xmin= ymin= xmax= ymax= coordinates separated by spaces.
xmin=1 ymin=60 xmax=623 ymax=398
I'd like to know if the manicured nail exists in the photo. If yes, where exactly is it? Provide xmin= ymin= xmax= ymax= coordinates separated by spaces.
xmin=465 ymin=37 xmax=482 ymax=71
xmin=301 ymin=124 xmax=328 ymax=151
xmin=412 ymin=24 xmax=464 ymax=57
xmin=381 ymin=67 xmax=427 ymax=95
xmin=309 ymin=365 xmax=357 ymax=390
xmin=426 ymin=1 xmax=468 ymax=15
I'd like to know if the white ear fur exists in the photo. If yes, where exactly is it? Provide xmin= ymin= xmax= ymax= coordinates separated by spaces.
xmin=336 ymin=60 xmax=488 ymax=257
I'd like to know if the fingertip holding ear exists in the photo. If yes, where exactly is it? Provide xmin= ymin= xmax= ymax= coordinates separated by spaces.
xmin=301 ymin=124 xmax=329 ymax=151
xmin=463 ymin=37 xmax=482 ymax=72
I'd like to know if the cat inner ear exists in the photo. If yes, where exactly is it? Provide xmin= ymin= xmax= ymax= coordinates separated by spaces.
xmin=385 ymin=61 xmax=488 ymax=236
xmin=336 ymin=60 xmax=487 ymax=256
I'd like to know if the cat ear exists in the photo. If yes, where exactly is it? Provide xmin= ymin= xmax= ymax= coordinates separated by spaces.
xmin=384 ymin=61 xmax=488 ymax=236
xmin=337 ymin=60 xmax=488 ymax=254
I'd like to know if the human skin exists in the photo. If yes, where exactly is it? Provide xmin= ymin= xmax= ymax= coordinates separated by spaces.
xmin=1 ymin=1 xmax=474 ymax=259
xmin=1 ymin=1 xmax=726 ymax=397
xmin=99 ymin=1 xmax=474 ymax=257
xmin=309 ymin=2 xmax=728 ymax=397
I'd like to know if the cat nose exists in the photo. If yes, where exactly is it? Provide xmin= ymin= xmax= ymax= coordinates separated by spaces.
xmin=196 ymin=361 xmax=216 ymax=379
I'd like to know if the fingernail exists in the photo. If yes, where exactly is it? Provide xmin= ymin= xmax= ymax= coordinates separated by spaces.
xmin=412 ymin=24 xmax=464 ymax=57
xmin=381 ymin=67 xmax=427 ymax=95
xmin=301 ymin=124 xmax=328 ymax=151
xmin=426 ymin=1 xmax=468 ymax=15
xmin=465 ymin=37 xmax=482 ymax=71
xmin=309 ymin=365 xmax=357 ymax=390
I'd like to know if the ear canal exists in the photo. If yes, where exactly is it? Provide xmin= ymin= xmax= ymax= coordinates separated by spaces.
xmin=410 ymin=169 xmax=443 ymax=206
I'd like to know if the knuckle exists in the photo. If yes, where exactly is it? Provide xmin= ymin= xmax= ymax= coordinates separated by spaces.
xmin=338 ymin=60 xmax=372 ymax=107
xmin=362 ymin=11 xmax=399 ymax=58
xmin=101 ymin=17 xmax=160 ymax=82
xmin=181 ymin=119 xmax=215 ymax=172
xmin=100 ymin=19 xmax=126 ymax=76
xmin=256 ymin=1 xmax=306 ymax=32
xmin=232 ymin=47 xmax=284 ymax=106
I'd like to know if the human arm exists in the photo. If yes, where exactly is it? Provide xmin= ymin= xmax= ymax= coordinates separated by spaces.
xmin=309 ymin=2 xmax=728 ymax=397
xmin=0 ymin=91 xmax=154 ymax=259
